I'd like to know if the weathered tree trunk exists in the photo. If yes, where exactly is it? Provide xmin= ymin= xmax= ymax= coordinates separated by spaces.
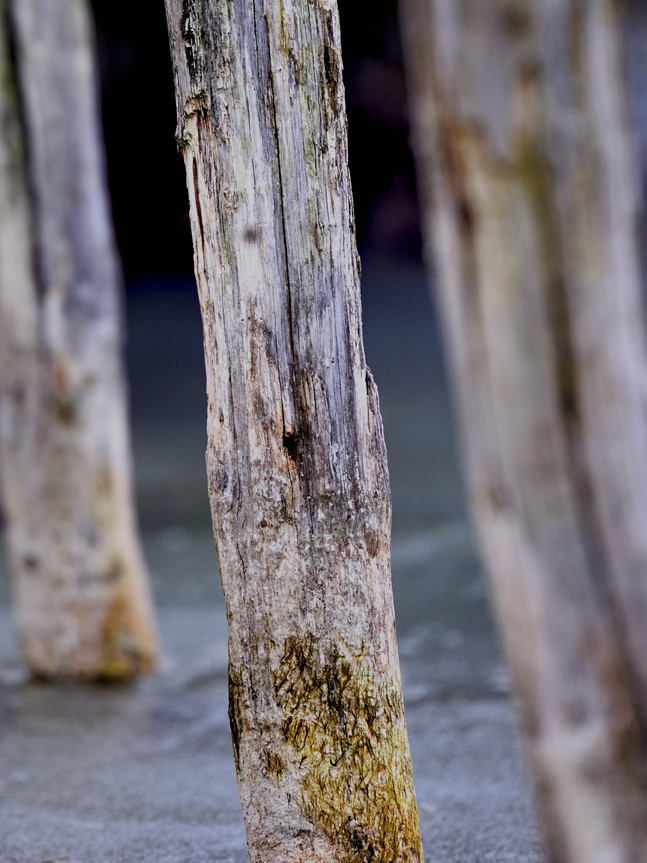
xmin=401 ymin=0 xmax=647 ymax=860
xmin=0 ymin=0 xmax=158 ymax=679
xmin=164 ymin=1 xmax=423 ymax=860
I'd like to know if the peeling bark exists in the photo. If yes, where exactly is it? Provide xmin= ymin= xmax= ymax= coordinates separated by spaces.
xmin=164 ymin=0 xmax=423 ymax=860
xmin=0 ymin=0 xmax=157 ymax=679
xmin=401 ymin=0 xmax=647 ymax=860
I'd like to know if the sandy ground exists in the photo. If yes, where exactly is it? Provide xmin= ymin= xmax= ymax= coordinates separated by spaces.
xmin=2 ymin=6 xmax=647 ymax=859
xmin=0 ymin=261 xmax=544 ymax=862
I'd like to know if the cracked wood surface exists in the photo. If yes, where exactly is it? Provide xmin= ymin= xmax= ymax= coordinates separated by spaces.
xmin=164 ymin=0 xmax=423 ymax=860
xmin=0 ymin=0 xmax=157 ymax=678
xmin=401 ymin=1 xmax=647 ymax=861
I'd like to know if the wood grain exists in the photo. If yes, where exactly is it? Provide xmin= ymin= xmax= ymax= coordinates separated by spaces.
xmin=165 ymin=0 xmax=423 ymax=859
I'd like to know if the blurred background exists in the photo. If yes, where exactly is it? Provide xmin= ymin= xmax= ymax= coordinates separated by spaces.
xmin=0 ymin=1 xmax=646 ymax=861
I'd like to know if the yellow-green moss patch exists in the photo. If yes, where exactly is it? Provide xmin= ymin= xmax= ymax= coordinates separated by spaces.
xmin=274 ymin=633 xmax=423 ymax=863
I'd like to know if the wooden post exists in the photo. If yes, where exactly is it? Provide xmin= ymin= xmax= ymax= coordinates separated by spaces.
xmin=401 ymin=0 xmax=647 ymax=860
xmin=0 ymin=0 xmax=158 ymax=679
xmin=164 ymin=0 xmax=423 ymax=860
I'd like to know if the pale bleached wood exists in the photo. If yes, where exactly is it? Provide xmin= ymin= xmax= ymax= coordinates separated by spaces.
xmin=401 ymin=0 xmax=647 ymax=860
xmin=0 ymin=0 xmax=157 ymax=679
xmin=164 ymin=0 xmax=423 ymax=860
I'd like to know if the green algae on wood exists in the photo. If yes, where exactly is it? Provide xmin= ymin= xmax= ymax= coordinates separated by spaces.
xmin=274 ymin=634 xmax=422 ymax=863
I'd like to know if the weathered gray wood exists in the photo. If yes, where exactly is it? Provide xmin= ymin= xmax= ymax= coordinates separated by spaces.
xmin=401 ymin=0 xmax=647 ymax=860
xmin=0 ymin=0 xmax=157 ymax=679
xmin=164 ymin=0 xmax=423 ymax=860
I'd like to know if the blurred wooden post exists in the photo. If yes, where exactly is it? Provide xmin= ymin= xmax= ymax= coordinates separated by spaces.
xmin=0 ymin=0 xmax=157 ymax=679
xmin=401 ymin=0 xmax=647 ymax=859
xmin=164 ymin=0 xmax=423 ymax=860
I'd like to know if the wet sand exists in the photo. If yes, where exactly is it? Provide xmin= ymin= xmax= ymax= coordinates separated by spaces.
xmin=0 ymin=260 xmax=543 ymax=862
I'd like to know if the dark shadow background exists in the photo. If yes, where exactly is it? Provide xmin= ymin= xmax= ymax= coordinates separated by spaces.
xmin=91 ymin=0 xmax=422 ymax=279
xmin=86 ymin=0 xmax=647 ymax=636
xmin=1 ymin=6 xmax=646 ymax=861
xmin=87 ymin=0 xmax=448 ymax=585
